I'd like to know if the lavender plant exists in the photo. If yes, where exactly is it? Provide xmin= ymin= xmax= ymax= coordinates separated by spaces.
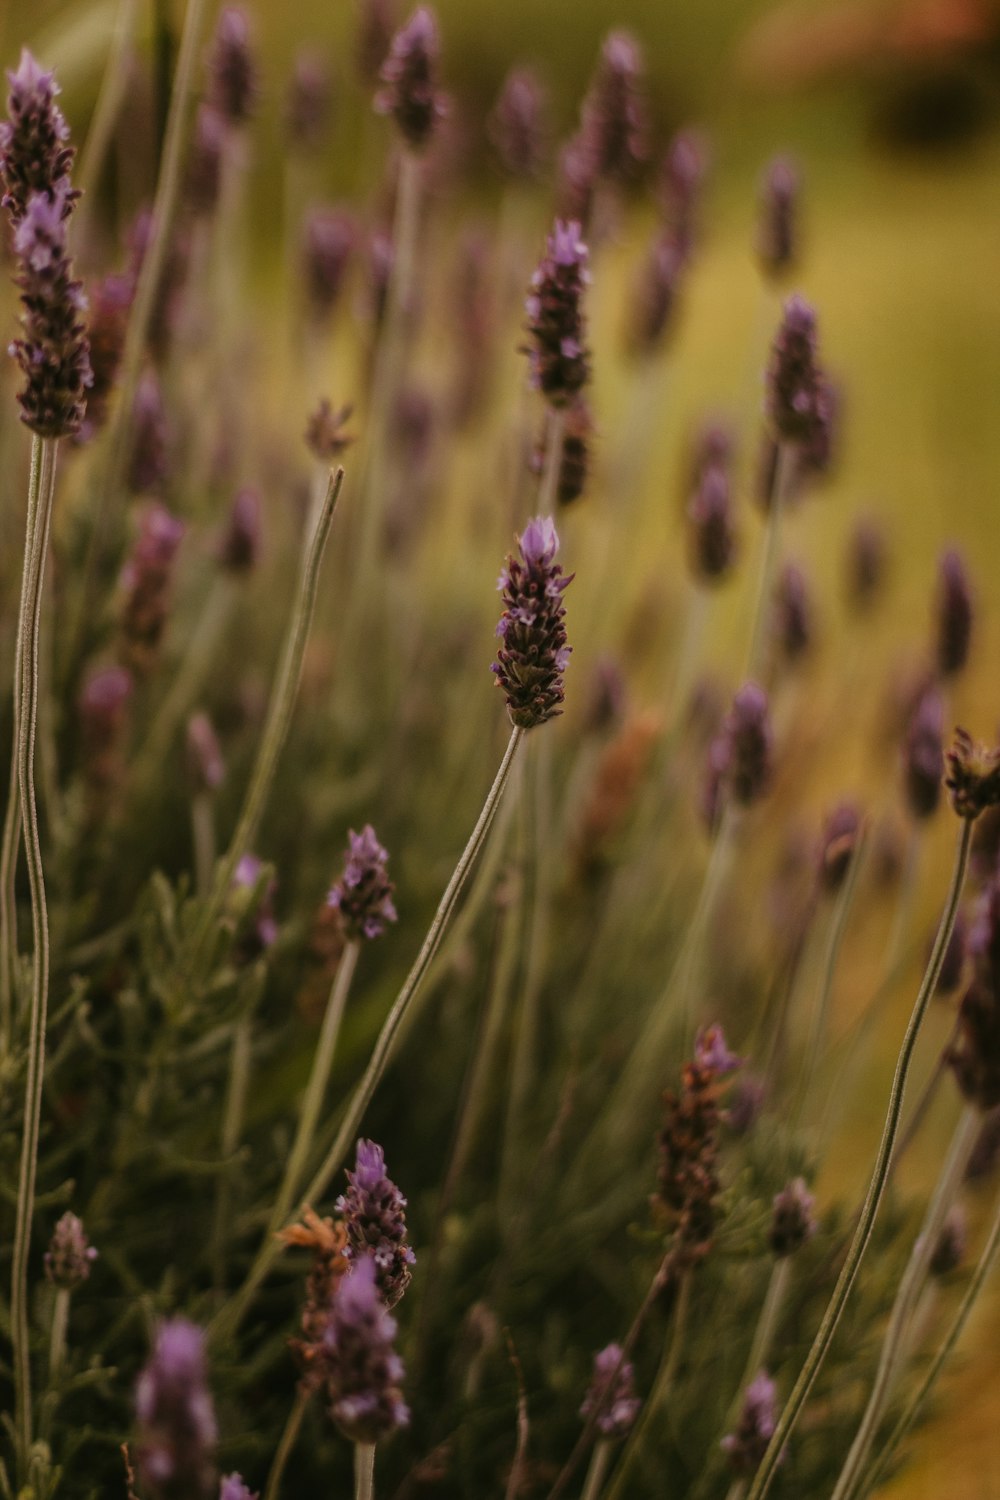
xmin=0 ymin=11 xmax=997 ymax=1500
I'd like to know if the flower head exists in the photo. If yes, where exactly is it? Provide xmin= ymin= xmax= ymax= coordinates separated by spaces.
xmin=206 ymin=8 xmax=258 ymax=125
xmin=845 ymin=516 xmax=888 ymax=614
xmin=947 ymin=877 xmax=1000 ymax=1111
xmin=219 ymin=1479 xmax=256 ymax=1500
xmin=580 ymin=1344 xmax=641 ymax=1439
xmin=0 ymin=49 xmax=76 ymax=224
xmin=489 ymin=66 xmax=548 ymax=179
xmin=375 ymin=7 xmax=446 ymax=151
xmin=903 ymin=686 xmax=944 ymax=821
xmin=305 ymin=398 xmax=356 ymax=461
xmin=44 ymin=1211 xmax=98 ymax=1289
xmin=185 ymin=713 xmax=225 ymax=795
xmin=945 ymin=729 xmax=1000 ymax=821
xmin=75 ymin=272 xmax=133 ymax=442
xmin=135 ymin=1319 xmax=217 ymax=1500
xmin=336 ymin=1139 xmax=416 ymax=1307
xmin=765 ymin=295 xmax=827 ymax=446
xmin=769 ymin=1178 xmax=817 ymax=1258
xmin=757 ymin=156 xmax=799 ymax=279
xmin=930 ymin=1206 xmax=966 ymax=1278
xmin=216 ymin=487 xmax=262 ymax=574
xmin=492 ymin=517 xmax=573 ymax=729
xmin=660 ymin=129 xmax=708 ymax=260
xmin=9 ymin=181 xmax=92 ymax=437
xmin=935 ymin=548 xmax=973 ymax=679
xmin=722 ymin=1372 xmax=780 ymax=1475
xmin=320 ymin=1257 xmax=410 ymax=1443
xmin=302 ymin=207 xmax=355 ymax=321
xmin=285 ymin=51 xmax=332 ymax=152
xmin=119 ymin=502 xmax=185 ymax=672
xmin=580 ymin=30 xmax=648 ymax=184
xmin=629 ymin=231 xmax=685 ymax=356
xmin=230 ymin=855 xmax=278 ymax=958
xmin=328 ymin=826 xmax=398 ymax=941
xmin=524 ymin=219 xmax=591 ymax=408
xmin=703 ymin=684 xmax=773 ymax=828
xmin=688 ymin=461 xmax=737 ymax=584
xmin=818 ymin=802 xmax=863 ymax=892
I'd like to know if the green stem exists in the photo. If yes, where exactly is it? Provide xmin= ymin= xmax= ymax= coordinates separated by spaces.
xmin=208 ymin=725 xmax=525 ymax=1347
xmin=741 ymin=1257 xmax=790 ymax=1396
xmin=10 ymin=435 xmax=59 ymax=1473
xmin=76 ymin=0 xmax=142 ymax=210
xmin=264 ymin=1387 xmax=309 ymax=1500
xmin=744 ymin=816 xmax=975 ymax=1500
xmin=580 ymin=1440 xmax=613 ymax=1500
xmin=0 ymin=437 xmax=43 ymax=1050
xmin=190 ymin=469 xmax=343 ymax=965
xmin=866 ymin=1169 xmax=1000 ymax=1496
xmin=354 ymin=1442 xmax=376 ymax=1500
xmin=830 ymin=1103 xmax=980 ymax=1500
xmin=268 ymin=940 xmax=360 ymax=1235
xmin=191 ymin=791 xmax=216 ymax=902
xmin=47 ymin=1287 xmax=69 ymax=1389
xmin=211 ymin=1009 xmax=255 ymax=1292
xmin=745 ymin=442 xmax=792 ymax=683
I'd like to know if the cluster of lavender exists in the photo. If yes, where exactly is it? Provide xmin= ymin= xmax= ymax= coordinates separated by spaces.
xmin=3 ymin=4 xmax=1000 ymax=1499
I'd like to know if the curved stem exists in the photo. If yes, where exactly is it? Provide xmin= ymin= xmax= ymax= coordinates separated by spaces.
xmin=744 ymin=815 xmax=974 ymax=1500
xmin=830 ymin=1103 xmax=979 ymax=1500
xmin=207 ymin=725 xmax=524 ymax=1347
xmin=866 ymin=1170 xmax=1000 ymax=1496
xmin=264 ymin=1387 xmax=309 ymax=1500
xmin=268 ymin=940 xmax=360 ymax=1235
xmin=10 ymin=435 xmax=59 ymax=1473
xmin=741 ymin=1258 xmax=790 ymax=1398
xmin=0 ymin=438 xmax=44 ymax=1046
xmin=580 ymin=1441 xmax=612 ymax=1500
xmin=190 ymin=469 xmax=343 ymax=964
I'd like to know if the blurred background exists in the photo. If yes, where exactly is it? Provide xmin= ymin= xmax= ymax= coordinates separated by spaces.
xmin=3 ymin=0 xmax=1000 ymax=1494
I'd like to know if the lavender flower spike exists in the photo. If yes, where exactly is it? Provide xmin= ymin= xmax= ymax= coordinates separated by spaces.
xmin=44 ymin=1211 xmax=98 ymax=1289
xmin=757 ymin=155 xmax=800 ymax=280
xmin=10 ymin=181 xmax=92 ymax=438
xmin=765 ymin=295 xmax=827 ymax=446
xmin=219 ymin=1478 xmax=257 ymax=1500
xmin=722 ymin=1371 xmax=781 ymax=1475
xmin=493 ymin=516 xmax=573 ymax=729
xmin=768 ymin=1178 xmax=817 ymax=1258
xmin=321 ymin=1256 xmax=410 ymax=1443
xmin=489 ymin=66 xmax=548 ymax=180
xmin=0 ymin=49 xmax=76 ymax=224
xmin=581 ymin=30 xmax=648 ymax=184
xmin=375 ymin=7 xmax=446 ymax=151
xmin=206 ymin=8 xmax=258 ymax=125
xmin=580 ymin=1344 xmax=641 ymax=1439
xmin=935 ymin=548 xmax=973 ymax=679
xmin=525 ymin=220 xmax=591 ymax=408
xmin=336 ymin=1138 xmax=416 ymax=1307
xmin=135 ymin=1319 xmax=218 ymax=1500
xmin=328 ymin=826 xmax=398 ymax=941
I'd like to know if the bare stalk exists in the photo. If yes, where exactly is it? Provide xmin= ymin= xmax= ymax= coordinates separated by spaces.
xmin=10 ymin=434 xmax=59 ymax=1470
xmin=264 ymin=1387 xmax=309 ymax=1500
xmin=744 ymin=815 xmax=974 ymax=1500
xmin=354 ymin=1442 xmax=376 ymax=1500
xmin=745 ymin=442 xmax=793 ymax=683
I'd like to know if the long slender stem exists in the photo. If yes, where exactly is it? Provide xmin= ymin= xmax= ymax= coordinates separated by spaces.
xmin=0 ymin=437 xmax=44 ymax=1048
xmin=354 ymin=1442 xmax=376 ymax=1500
xmin=830 ymin=1103 xmax=979 ymax=1500
xmin=76 ymin=0 xmax=142 ymax=210
xmin=208 ymin=725 xmax=525 ymax=1347
xmin=190 ymin=469 xmax=343 ymax=963
xmin=268 ymin=941 xmax=360 ymax=1235
xmin=744 ymin=816 xmax=974 ymax=1500
xmin=745 ymin=442 xmax=792 ymax=683
xmin=264 ymin=1387 xmax=309 ymax=1500
xmin=580 ymin=1441 xmax=612 ymax=1500
xmin=211 ymin=1009 xmax=255 ymax=1291
xmin=865 ymin=1171 xmax=1000 ymax=1496
xmin=741 ymin=1258 xmax=790 ymax=1397
xmin=10 ymin=435 xmax=59 ymax=1472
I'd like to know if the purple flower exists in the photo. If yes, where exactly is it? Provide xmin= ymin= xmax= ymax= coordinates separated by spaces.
xmin=768 ymin=1178 xmax=817 ymax=1258
xmin=902 ymin=686 xmax=944 ymax=821
xmin=492 ymin=516 xmax=573 ymax=729
xmin=78 ymin=664 xmax=132 ymax=792
xmin=320 ymin=1256 xmax=409 ymax=1444
xmin=757 ymin=155 xmax=800 ymax=279
xmin=44 ymin=1211 xmax=97 ymax=1289
xmin=75 ymin=272 xmax=133 ymax=443
xmin=845 ymin=516 xmax=888 ymax=614
xmin=722 ymin=1372 xmax=780 ymax=1475
xmin=524 ymin=220 xmax=590 ymax=408
xmin=489 ymin=66 xmax=548 ymax=180
xmin=694 ymin=1023 xmax=742 ymax=1076
xmin=231 ymin=854 xmax=278 ymax=957
xmin=336 ymin=1139 xmax=416 ymax=1308
xmin=328 ymin=826 xmax=398 ymax=941
xmin=945 ymin=729 xmax=1000 ymax=822
xmin=930 ymin=1206 xmax=966 ymax=1278
xmin=285 ymin=51 xmax=333 ymax=152
xmin=580 ymin=1344 xmax=641 ymax=1439
xmin=219 ymin=1479 xmax=257 ymax=1500
xmin=703 ymin=684 xmax=773 ymax=826
xmin=948 ymin=877 xmax=1000 ymax=1111
xmin=127 ymin=370 xmax=170 ymax=495
xmin=687 ymin=462 xmax=737 ymax=583
xmin=660 ymin=129 xmax=708 ymax=260
xmin=375 ymin=7 xmax=446 ymax=151
xmin=765 ymin=295 xmax=827 ymax=446
xmin=357 ymin=0 xmax=397 ymax=86
xmin=305 ymin=398 xmax=356 ymax=461
xmin=302 ymin=206 xmax=355 ymax=321
xmin=186 ymin=713 xmax=225 ymax=795
xmin=206 ymin=8 xmax=258 ymax=125
xmin=9 ymin=181 xmax=92 ymax=438
xmin=0 ymin=49 xmax=76 ymax=224
xmin=818 ymin=802 xmax=863 ymax=892
xmin=935 ymin=548 xmax=973 ymax=679
xmin=119 ymin=502 xmax=185 ymax=672
xmin=216 ymin=486 xmax=262 ymax=574
xmin=580 ymin=30 xmax=648 ymax=184
xmin=629 ymin=231 xmax=685 ymax=355
xmin=774 ymin=561 xmax=813 ymax=662
xmin=135 ymin=1319 xmax=217 ymax=1500
xmin=556 ymin=400 xmax=592 ymax=506
xmin=185 ymin=105 xmax=227 ymax=219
